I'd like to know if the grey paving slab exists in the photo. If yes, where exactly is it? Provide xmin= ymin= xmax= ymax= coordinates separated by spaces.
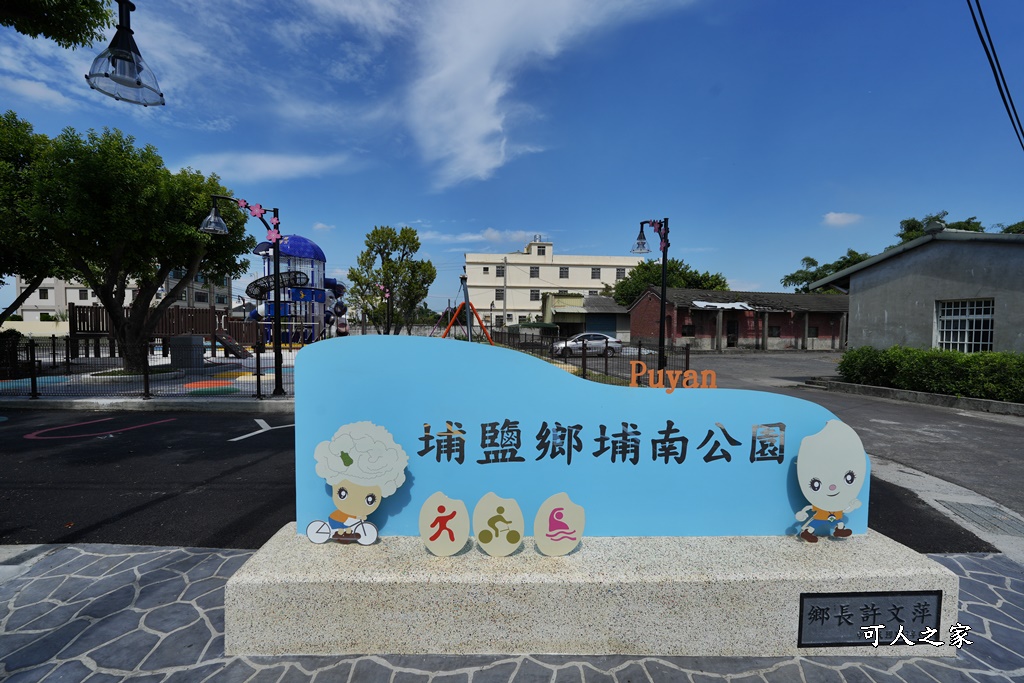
xmin=2 ymin=546 xmax=1024 ymax=682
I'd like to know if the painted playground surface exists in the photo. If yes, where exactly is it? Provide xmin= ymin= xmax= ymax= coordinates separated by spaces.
xmin=0 ymin=350 xmax=297 ymax=398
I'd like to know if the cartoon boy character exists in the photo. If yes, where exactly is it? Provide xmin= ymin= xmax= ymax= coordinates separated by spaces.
xmin=794 ymin=420 xmax=867 ymax=543
xmin=314 ymin=421 xmax=409 ymax=544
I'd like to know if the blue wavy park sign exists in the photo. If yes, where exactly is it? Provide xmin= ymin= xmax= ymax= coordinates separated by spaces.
xmin=294 ymin=336 xmax=870 ymax=539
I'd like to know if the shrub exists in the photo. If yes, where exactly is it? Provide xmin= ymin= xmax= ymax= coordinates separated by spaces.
xmin=837 ymin=346 xmax=1024 ymax=403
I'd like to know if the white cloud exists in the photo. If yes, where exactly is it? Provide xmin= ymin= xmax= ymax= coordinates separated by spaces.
xmin=822 ymin=212 xmax=863 ymax=227
xmin=178 ymin=152 xmax=351 ymax=183
xmin=420 ymin=228 xmax=535 ymax=243
xmin=0 ymin=76 xmax=77 ymax=109
xmin=313 ymin=222 xmax=336 ymax=231
xmin=406 ymin=0 xmax=695 ymax=188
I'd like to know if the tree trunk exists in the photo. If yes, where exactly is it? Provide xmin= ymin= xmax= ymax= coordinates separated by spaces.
xmin=117 ymin=319 xmax=152 ymax=374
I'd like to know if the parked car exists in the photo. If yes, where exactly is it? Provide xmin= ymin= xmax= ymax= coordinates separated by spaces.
xmin=551 ymin=333 xmax=623 ymax=358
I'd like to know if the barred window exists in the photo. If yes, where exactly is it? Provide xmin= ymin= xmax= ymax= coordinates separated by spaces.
xmin=496 ymin=265 xmax=505 ymax=277
xmin=530 ymin=266 xmax=539 ymax=278
xmin=530 ymin=289 xmax=540 ymax=301
xmin=495 ymin=288 xmax=505 ymax=301
xmin=591 ymin=267 xmax=601 ymax=279
xmin=559 ymin=267 xmax=569 ymax=279
xmin=616 ymin=267 xmax=626 ymax=280
xmin=936 ymin=299 xmax=993 ymax=352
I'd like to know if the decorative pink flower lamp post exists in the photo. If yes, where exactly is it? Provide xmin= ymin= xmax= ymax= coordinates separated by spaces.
xmin=201 ymin=195 xmax=287 ymax=396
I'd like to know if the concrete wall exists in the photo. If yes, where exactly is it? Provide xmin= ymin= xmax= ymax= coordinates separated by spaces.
xmin=0 ymin=320 xmax=71 ymax=337
xmin=847 ymin=241 xmax=1024 ymax=352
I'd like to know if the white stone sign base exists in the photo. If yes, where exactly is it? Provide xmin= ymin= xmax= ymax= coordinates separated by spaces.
xmin=225 ymin=525 xmax=959 ymax=658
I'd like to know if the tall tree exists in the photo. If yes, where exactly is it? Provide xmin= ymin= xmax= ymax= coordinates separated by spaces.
xmin=25 ymin=125 xmax=254 ymax=371
xmin=347 ymin=226 xmax=437 ymax=335
xmin=1 ymin=0 xmax=113 ymax=49
xmin=892 ymin=211 xmax=984 ymax=246
xmin=610 ymin=258 xmax=728 ymax=307
xmin=0 ymin=110 xmax=73 ymax=324
xmin=780 ymin=248 xmax=871 ymax=293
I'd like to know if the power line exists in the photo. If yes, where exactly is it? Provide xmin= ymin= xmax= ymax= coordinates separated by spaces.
xmin=966 ymin=0 xmax=1024 ymax=155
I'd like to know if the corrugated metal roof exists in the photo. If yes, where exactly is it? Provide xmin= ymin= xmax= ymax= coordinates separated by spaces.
xmin=582 ymin=295 xmax=627 ymax=314
xmin=629 ymin=288 xmax=849 ymax=313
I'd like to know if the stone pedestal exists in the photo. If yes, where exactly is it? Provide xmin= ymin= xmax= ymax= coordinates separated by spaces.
xmin=225 ymin=525 xmax=958 ymax=657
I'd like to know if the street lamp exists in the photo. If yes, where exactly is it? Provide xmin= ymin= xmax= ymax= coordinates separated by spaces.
xmin=84 ymin=0 xmax=164 ymax=106
xmin=632 ymin=218 xmax=670 ymax=371
xmin=202 ymin=195 xmax=286 ymax=396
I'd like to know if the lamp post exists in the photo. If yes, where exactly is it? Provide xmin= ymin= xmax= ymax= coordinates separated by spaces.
xmin=84 ymin=0 xmax=164 ymax=106
xmin=631 ymin=217 xmax=670 ymax=372
xmin=201 ymin=195 xmax=286 ymax=396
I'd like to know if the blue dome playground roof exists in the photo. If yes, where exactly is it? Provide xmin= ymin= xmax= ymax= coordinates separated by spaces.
xmin=252 ymin=235 xmax=326 ymax=262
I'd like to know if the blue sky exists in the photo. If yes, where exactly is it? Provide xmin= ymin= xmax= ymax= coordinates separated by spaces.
xmin=2 ymin=0 xmax=1024 ymax=313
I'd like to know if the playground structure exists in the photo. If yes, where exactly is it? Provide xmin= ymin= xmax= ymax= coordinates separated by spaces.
xmin=246 ymin=235 xmax=348 ymax=344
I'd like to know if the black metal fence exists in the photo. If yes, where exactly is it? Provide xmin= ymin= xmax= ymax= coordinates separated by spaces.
xmin=0 ymin=336 xmax=288 ymax=399
xmin=490 ymin=329 xmax=691 ymax=387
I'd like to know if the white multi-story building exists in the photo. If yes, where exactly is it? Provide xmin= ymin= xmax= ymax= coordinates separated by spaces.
xmin=13 ymin=272 xmax=232 ymax=321
xmin=465 ymin=237 xmax=644 ymax=328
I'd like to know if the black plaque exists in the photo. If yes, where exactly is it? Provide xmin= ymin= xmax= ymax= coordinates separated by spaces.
xmin=798 ymin=590 xmax=942 ymax=648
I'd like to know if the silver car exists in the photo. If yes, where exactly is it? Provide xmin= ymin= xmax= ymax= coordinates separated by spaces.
xmin=551 ymin=332 xmax=623 ymax=358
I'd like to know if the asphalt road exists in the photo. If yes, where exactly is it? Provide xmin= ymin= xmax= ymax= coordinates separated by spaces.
xmin=0 ymin=410 xmax=295 ymax=549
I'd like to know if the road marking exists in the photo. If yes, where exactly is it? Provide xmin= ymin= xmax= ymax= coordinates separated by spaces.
xmin=229 ymin=418 xmax=295 ymax=442
xmin=24 ymin=417 xmax=178 ymax=440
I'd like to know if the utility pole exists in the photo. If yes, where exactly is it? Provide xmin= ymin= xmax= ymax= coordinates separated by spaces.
xmin=460 ymin=274 xmax=473 ymax=342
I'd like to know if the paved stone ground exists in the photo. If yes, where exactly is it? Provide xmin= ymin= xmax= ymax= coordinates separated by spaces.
xmin=1 ymin=545 xmax=1023 ymax=682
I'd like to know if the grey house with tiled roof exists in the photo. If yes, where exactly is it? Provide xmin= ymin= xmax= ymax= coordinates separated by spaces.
xmin=540 ymin=293 xmax=632 ymax=339
xmin=810 ymin=227 xmax=1024 ymax=353
xmin=628 ymin=287 xmax=849 ymax=351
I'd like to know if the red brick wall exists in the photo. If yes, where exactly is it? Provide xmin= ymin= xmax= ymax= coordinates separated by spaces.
xmin=630 ymin=294 xmax=845 ymax=350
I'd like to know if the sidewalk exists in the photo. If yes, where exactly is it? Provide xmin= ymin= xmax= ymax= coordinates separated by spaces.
xmin=2 ymin=544 xmax=1023 ymax=681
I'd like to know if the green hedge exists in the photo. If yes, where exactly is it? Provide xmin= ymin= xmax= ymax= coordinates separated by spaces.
xmin=837 ymin=346 xmax=1024 ymax=403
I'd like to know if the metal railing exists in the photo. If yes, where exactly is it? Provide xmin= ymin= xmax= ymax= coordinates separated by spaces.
xmin=0 ymin=336 xmax=290 ymax=400
xmin=490 ymin=329 xmax=691 ymax=386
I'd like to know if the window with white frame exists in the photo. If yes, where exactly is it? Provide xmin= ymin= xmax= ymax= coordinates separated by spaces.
xmin=537 ymin=246 xmax=546 ymax=256
xmin=936 ymin=299 xmax=994 ymax=352
xmin=39 ymin=289 xmax=49 ymax=300
xmin=483 ymin=266 xmax=489 ymax=274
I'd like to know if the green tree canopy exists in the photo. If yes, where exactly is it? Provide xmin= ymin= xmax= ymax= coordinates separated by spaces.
xmin=1 ymin=0 xmax=113 ymax=49
xmin=610 ymin=258 xmax=728 ymax=307
xmin=0 ymin=110 xmax=75 ymax=322
xmin=347 ymin=226 xmax=437 ymax=335
xmin=892 ymin=210 xmax=984 ymax=246
xmin=20 ymin=124 xmax=254 ymax=370
xmin=780 ymin=248 xmax=871 ymax=293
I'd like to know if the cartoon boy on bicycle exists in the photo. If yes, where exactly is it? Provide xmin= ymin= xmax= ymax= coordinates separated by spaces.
xmin=313 ymin=421 xmax=409 ymax=545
